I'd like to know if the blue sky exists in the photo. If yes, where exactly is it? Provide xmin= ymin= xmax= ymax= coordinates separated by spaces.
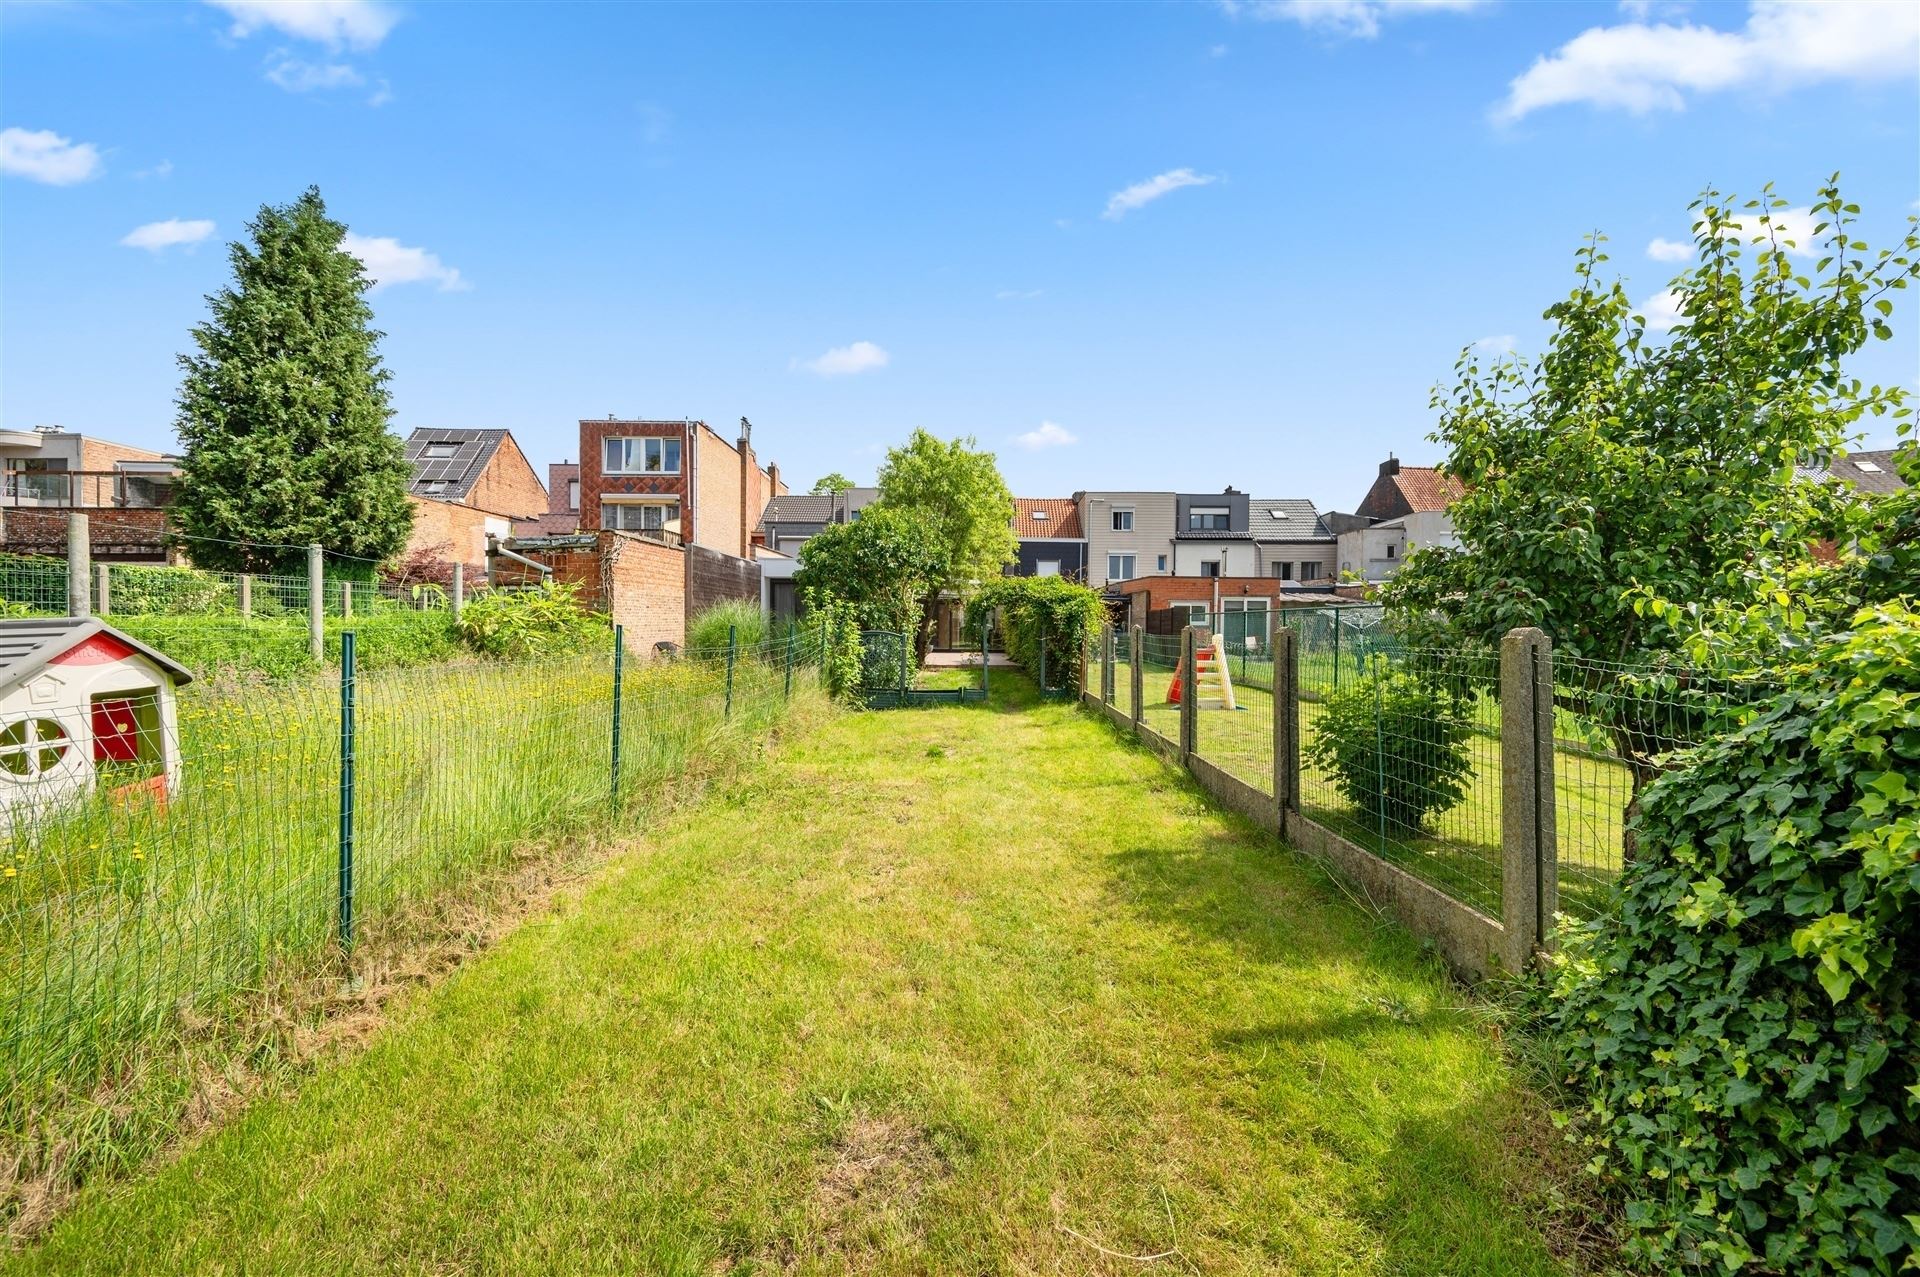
xmin=3 ymin=0 xmax=1916 ymax=513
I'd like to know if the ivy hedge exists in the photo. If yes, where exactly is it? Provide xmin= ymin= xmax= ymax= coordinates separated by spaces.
xmin=1542 ymin=603 xmax=1919 ymax=1273
xmin=967 ymin=576 xmax=1105 ymax=692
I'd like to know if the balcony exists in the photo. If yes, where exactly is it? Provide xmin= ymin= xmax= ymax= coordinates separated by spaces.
xmin=2 ymin=470 xmax=175 ymax=510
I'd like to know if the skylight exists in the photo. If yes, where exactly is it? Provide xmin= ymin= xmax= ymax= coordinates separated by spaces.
xmin=1268 ymin=509 xmax=1287 ymax=519
xmin=1032 ymin=510 xmax=1048 ymax=519
xmin=1855 ymin=460 xmax=1882 ymax=473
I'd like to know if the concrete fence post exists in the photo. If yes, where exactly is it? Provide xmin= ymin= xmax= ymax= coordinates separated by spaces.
xmin=1179 ymin=624 xmax=1197 ymax=763
xmin=1500 ymin=626 xmax=1556 ymax=971
xmin=1129 ymin=625 xmax=1144 ymax=728
xmin=238 ymin=574 xmax=253 ymax=619
xmin=340 ymin=581 xmax=354 ymax=621
xmin=307 ymin=543 xmax=324 ymax=660
xmin=450 ymin=563 xmax=465 ymax=622
xmin=94 ymin=563 xmax=110 ymax=617
xmin=1102 ymin=626 xmax=1116 ymax=704
xmin=1273 ymin=625 xmax=1299 ymax=826
xmin=66 ymin=513 xmax=90 ymax=618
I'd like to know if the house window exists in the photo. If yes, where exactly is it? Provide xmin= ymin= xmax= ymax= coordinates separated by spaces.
xmin=1174 ymin=602 xmax=1209 ymax=628
xmin=1200 ymin=560 xmax=1221 ymax=578
xmin=1036 ymin=560 xmax=1061 ymax=577
xmin=1300 ymin=560 xmax=1324 ymax=580
xmin=1386 ymin=544 xmax=1397 ymax=560
xmin=1031 ymin=510 xmax=1048 ymax=522
xmin=566 ymin=479 xmax=579 ymax=511
xmin=601 ymin=499 xmax=681 ymax=533
xmin=423 ymin=442 xmax=459 ymax=459
xmin=1111 ymin=509 xmax=1133 ymax=532
xmin=1107 ymin=553 xmax=1135 ymax=581
xmin=1188 ymin=507 xmax=1229 ymax=531
xmin=1156 ymin=555 xmax=1167 ymax=572
xmin=603 ymin=436 xmax=682 ymax=475
xmin=1272 ymin=561 xmax=1292 ymax=580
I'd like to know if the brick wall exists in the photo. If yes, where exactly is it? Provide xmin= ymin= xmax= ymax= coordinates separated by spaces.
xmin=464 ymin=433 xmax=549 ymax=519
xmin=687 ymin=543 xmax=761 ymax=618
xmin=404 ymin=494 xmax=504 ymax=574
xmin=577 ymin=420 xmax=689 ymax=534
xmin=78 ymin=438 xmax=169 ymax=470
xmin=0 ymin=507 xmax=173 ymax=563
xmin=694 ymin=423 xmax=744 ymax=556
xmin=495 ymin=531 xmax=687 ymax=658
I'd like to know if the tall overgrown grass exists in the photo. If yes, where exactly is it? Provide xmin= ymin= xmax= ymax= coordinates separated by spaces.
xmin=685 ymin=599 xmax=768 ymax=656
xmin=1 ymin=632 xmax=829 ymax=1237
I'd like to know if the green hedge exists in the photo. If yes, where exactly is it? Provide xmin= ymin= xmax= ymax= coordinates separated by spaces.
xmin=1541 ymin=603 xmax=1920 ymax=1273
xmin=967 ymin=576 xmax=1105 ymax=691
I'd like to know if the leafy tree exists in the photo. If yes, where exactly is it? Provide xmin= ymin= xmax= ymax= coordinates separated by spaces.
xmin=172 ymin=187 xmax=415 ymax=575
xmin=809 ymin=472 xmax=856 ymax=495
xmin=1384 ymin=180 xmax=1917 ymax=778
xmin=792 ymin=504 xmax=942 ymax=638
xmin=875 ymin=429 xmax=1017 ymax=657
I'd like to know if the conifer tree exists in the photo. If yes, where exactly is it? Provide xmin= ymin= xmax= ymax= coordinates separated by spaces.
xmin=172 ymin=187 xmax=414 ymax=574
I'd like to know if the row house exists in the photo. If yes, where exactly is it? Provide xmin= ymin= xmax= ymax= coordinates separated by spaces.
xmin=578 ymin=416 xmax=784 ymax=558
xmin=402 ymin=428 xmax=550 ymax=574
xmin=1076 ymin=488 xmax=1335 ymax=590
xmin=0 ymin=425 xmax=179 ymax=563
xmin=1326 ymin=456 xmax=1463 ymax=584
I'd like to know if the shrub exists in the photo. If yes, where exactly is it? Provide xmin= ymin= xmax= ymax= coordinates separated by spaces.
xmin=1304 ymin=661 xmax=1473 ymax=831
xmin=686 ymin=599 xmax=767 ymax=659
xmin=455 ymin=582 xmax=607 ymax=660
xmin=803 ymin=592 xmax=865 ymax=702
xmin=107 ymin=564 xmax=236 ymax=616
xmin=1541 ymin=604 xmax=1920 ymax=1274
xmin=967 ymin=576 xmax=1105 ymax=691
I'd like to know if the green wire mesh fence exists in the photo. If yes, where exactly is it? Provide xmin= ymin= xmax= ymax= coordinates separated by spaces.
xmin=1098 ymin=610 xmax=1768 ymax=932
xmin=1 ymin=625 xmax=825 ymax=1189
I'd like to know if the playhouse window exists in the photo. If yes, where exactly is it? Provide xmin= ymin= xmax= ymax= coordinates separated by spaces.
xmin=91 ymin=692 xmax=163 ymax=781
xmin=0 ymin=718 xmax=71 ymax=779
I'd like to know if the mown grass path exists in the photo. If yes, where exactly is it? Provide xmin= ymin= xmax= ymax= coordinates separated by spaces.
xmin=12 ymin=677 xmax=1574 ymax=1276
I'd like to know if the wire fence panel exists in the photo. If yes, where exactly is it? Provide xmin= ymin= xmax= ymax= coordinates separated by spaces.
xmin=1137 ymin=632 xmax=1183 ymax=745
xmin=0 ymin=555 xmax=69 ymax=616
xmin=1181 ymin=614 xmax=1275 ymax=796
xmin=0 ymin=633 xmax=825 ymax=1190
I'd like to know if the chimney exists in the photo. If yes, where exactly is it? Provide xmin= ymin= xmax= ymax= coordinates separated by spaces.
xmin=766 ymin=462 xmax=780 ymax=494
xmin=1380 ymin=455 xmax=1400 ymax=477
xmin=737 ymin=418 xmax=755 ymax=558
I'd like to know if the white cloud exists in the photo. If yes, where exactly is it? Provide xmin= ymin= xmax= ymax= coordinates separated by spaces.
xmin=341 ymin=232 xmax=470 ymax=292
xmin=995 ymin=288 xmax=1043 ymax=301
xmin=121 ymin=218 xmax=216 ymax=252
xmin=367 ymin=80 xmax=393 ymax=107
xmin=265 ymin=57 xmax=364 ymax=92
xmin=0 ymin=127 xmax=104 ymax=185
xmin=1221 ymin=0 xmax=1487 ymax=40
xmin=795 ymin=341 xmax=890 ymax=377
xmin=1472 ymin=334 xmax=1516 ymax=354
xmin=133 ymin=159 xmax=174 ymax=180
xmin=1639 ymin=288 xmax=1688 ymax=331
xmin=1646 ymin=206 xmax=1826 ymax=263
xmin=1496 ymin=1 xmax=1919 ymax=122
xmin=1102 ymin=167 xmax=1218 ymax=221
xmin=206 ymin=0 xmax=398 ymax=51
xmin=1014 ymin=421 xmax=1078 ymax=450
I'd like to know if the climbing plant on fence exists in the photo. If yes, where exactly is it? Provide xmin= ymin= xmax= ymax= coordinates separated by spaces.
xmin=1540 ymin=602 xmax=1920 ymax=1274
xmin=968 ymin=576 xmax=1103 ymax=690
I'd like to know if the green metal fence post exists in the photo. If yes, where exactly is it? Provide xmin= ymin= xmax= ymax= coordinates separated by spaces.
xmin=337 ymin=630 xmax=356 ymax=955
xmin=611 ymin=624 xmax=624 ymax=808
xmin=1371 ymin=654 xmax=1387 ymax=845
xmin=724 ymin=623 xmax=737 ymax=718
xmin=784 ymin=626 xmax=795 ymax=699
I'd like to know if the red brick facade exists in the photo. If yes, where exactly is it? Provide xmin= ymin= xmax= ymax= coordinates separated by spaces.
xmin=1112 ymin=575 xmax=1355 ymax=631
xmin=491 ymin=531 xmax=687 ymax=657
xmin=578 ymin=420 xmax=691 ymax=537
xmin=576 ymin=419 xmax=786 ymax=557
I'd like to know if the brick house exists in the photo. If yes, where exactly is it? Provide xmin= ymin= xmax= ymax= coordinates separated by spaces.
xmin=1113 ymin=575 xmax=1350 ymax=637
xmin=490 ymin=531 xmax=687 ymax=656
xmin=0 ymin=426 xmax=179 ymax=563
xmin=577 ymin=416 xmax=785 ymax=557
xmin=518 ymin=462 xmax=582 ymax=537
xmin=401 ymin=428 xmax=550 ymax=574
xmin=1328 ymin=456 xmax=1464 ymax=584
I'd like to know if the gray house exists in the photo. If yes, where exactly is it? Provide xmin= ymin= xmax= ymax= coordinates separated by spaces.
xmin=757 ymin=487 xmax=879 ymax=555
xmin=1250 ymin=499 xmax=1336 ymax=583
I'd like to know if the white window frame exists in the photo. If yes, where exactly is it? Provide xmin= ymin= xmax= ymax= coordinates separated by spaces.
xmin=1300 ymin=560 xmax=1324 ymax=581
xmin=603 ymin=436 xmax=682 ymax=475
xmin=1035 ymin=559 xmax=1061 ymax=577
xmin=1200 ymin=560 xmax=1221 ymax=578
xmin=1271 ymin=561 xmax=1292 ymax=580
xmin=601 ymin=497 xmax=682 ymax=533
xmin=1156 ymin=554 xmax=1167 ymax=572
xmin=1107 ymin=552 xmax=1135 ymax=581
xmin=1111 ymin=508 xmax=1134 ymax=532
xmin=1172 ymin=601 xmax=1210 ymax=628
xmin=1187 ymin=506 xmax=1230 ymax=531
xmin=566 ymin=478 xmax=580 ymax=511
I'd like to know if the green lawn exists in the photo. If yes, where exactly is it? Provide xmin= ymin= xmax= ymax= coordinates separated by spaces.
xmin=12 ymin=675 xmax=1581 ymax=1276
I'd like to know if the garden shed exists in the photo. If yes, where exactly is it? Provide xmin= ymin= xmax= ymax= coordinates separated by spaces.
xmin=0 ymin=617 xmax=192 ymax=831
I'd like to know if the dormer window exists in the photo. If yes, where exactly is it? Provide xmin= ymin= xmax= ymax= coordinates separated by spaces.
xmin=1188 ymin=506 xmax=1229 ymax=531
